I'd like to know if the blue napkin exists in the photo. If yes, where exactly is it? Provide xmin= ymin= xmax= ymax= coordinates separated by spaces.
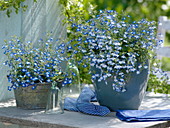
xmin=64 ymin=87 xmax=170 ymax=120
xmin=116 ymin=109 xmax=170 ymax=122
xmin=64 ymin=87 xmax=110 ymax=116
xmin=64 ymin=98 xmax=79 ymax=112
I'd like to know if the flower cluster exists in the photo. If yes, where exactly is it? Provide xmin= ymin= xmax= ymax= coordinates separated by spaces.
xmin=66 ymin=10 xmax=163 ymax=92
xmin=2 ymin=36 xmax=66 ymax=91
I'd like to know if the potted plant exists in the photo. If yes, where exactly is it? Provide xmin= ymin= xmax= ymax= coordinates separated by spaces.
xmin=2 ymin=36 xmax=66 ymax=109
xmin=65 ymin=10 xmax=168 ymax=111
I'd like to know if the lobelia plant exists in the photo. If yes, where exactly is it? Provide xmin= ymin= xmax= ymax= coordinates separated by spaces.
xmin=65 ymin=10 xmax=169 ymax=92
xmin=2 ymin=36 xmax=68 ymax=91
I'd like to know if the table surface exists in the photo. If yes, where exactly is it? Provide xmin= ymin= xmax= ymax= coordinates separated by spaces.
xmin=0 ymin=92 xmax=170 ymax=128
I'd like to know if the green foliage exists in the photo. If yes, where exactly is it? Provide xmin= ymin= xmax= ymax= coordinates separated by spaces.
xmin=147 ymin=57 xmax=170 ymax=94
xmin=147 ymin=73 xmax=170 ymax=94
xmin=59 ymin=0 xmax=96 ymax=84
xmin=90 ymin=0 xmax=170 ymax=21
xmin=59 ymin=0 xmax=95 ymax=21
xmin=0 ymin=0 xmax=37 ymax=17
xmin=162 ymin=57 xmax=170 ymax=71
xmin=59 ymin=0 xmax=96 ymax=33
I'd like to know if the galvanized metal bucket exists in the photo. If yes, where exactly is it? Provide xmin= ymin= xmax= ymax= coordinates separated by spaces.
xmin=14 ymin=83 xmax=51 ymax=109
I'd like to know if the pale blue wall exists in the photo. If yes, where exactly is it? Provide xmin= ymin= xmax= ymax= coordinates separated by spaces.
xmin=0 ymin=0 xmax=66 ymax=101
xmin=0 ymin=11 xmax=22 ymax=101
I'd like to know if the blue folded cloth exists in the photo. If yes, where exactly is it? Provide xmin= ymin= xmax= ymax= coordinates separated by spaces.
xmin=64 ymin=87 xmax=110 ymax=116
xmin=64 ymin=97 xmax=79 ymax=112
xmin=116 ymin=109 xmax=170 ymax=122
xmin=64 ymin=87 xmax=170 ymax=120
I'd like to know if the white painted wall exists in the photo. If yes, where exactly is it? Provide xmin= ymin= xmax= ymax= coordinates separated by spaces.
xmin=0 ymin=0 xmax=66 ymax=101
